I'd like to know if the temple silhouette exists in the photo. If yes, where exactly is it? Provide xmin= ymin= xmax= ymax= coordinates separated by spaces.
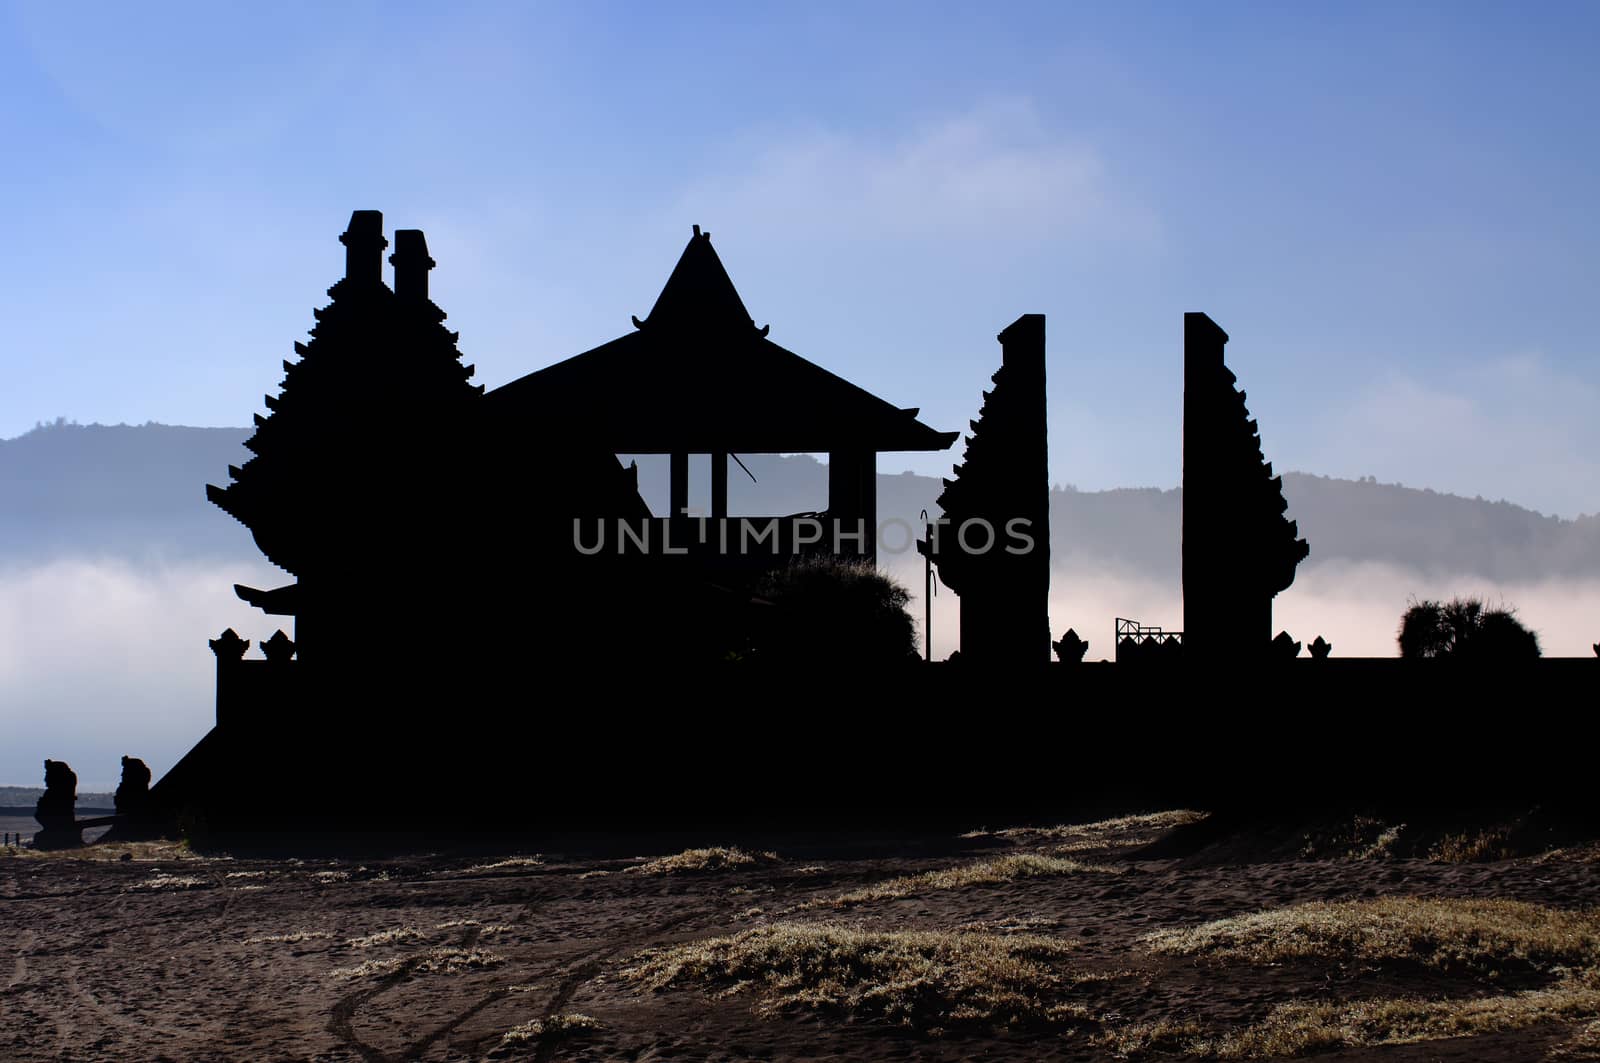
xmin=142 ymin=211 xmax=994 ymax=833
xmin=33 ymin=208 xmax=1591 ymax=841
xmin=197 ymin=213 xmax=970 ymax=675
xmin=142 ymin=212 xmax=1333 ymax=833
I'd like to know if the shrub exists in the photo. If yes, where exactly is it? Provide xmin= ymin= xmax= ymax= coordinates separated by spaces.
xmin=751 ymin=557 xmax=918 ymax=663
xmin=1397 ymin=597 xmax=1540 ymax=659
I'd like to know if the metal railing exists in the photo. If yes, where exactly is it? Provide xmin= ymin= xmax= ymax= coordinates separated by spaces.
xmin=1115 ymin=618 xmax=1183 ymax=663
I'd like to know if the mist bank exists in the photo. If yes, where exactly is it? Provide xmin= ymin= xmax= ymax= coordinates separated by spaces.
xmin=7 ymin=553 xmax=1595 ymax=789
xmin=0 ymin=558 xmax=283 ymax=791
xmin=4 ymin=422 xmax=1600 ymax=787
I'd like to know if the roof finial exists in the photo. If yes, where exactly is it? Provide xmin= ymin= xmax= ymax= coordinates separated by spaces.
xmin=390 ymin=230 xmax=435 ymax=301
xmin=339 ymin=210 xmax=387 ymax=286
xmin=692 ymin=224 xmax=703 ymax=238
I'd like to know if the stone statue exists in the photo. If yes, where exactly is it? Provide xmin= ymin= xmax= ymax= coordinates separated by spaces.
xmin=33 ymin=759 xmax=82 ymax=849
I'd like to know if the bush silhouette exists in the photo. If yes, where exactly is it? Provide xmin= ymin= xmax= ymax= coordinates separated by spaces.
xmin=752 ymin=557 xmax=918 ymax=663
xmin=1397 ymin=597 xmax=1541 ymax=660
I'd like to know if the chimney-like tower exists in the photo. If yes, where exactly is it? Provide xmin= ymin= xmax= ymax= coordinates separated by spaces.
xmin=390 ymin=229 xmax=434 ymax=301
xmin=339 ymin=210 xmax=387 ymax=286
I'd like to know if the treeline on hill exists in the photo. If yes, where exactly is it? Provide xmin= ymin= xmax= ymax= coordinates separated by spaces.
xmin=0 ymin=786 xmax=114 ymax=808
xmin=3 ymin=421 xmax=1598 ymax=578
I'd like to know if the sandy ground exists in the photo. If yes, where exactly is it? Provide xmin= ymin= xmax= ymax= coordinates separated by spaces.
xmin=5 ymin=815 xmax=1600 ymax=1062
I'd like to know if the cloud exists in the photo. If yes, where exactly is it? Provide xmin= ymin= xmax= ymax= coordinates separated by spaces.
xmin=673 ymin=99 xmax=1158 ymax=250
xmin=1301 ymin=352 xmax=1600 ymax=519
xmin=0 ymin=558 xmax=283 ymax=790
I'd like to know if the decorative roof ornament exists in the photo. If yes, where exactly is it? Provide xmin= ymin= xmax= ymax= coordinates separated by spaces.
xmin=631 ymin=226 xmax=769 ymax=338
xmin=261 ymin=630 xmax=297 ymax=664
xmin=209 ymin=628 xmax=250 ymax=660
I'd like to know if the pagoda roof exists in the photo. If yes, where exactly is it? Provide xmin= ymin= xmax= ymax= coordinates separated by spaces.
xmin=486 ymin=228 xmax=959 ymax=454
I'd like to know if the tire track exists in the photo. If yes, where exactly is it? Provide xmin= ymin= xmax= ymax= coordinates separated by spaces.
xmin=329 ymin=919 xmax=506 ymax=1062
xmin=6 ymin=929 xmax=34 ymax=992
xmin=328 ymin=972 xmax=410 ymax=1063
xmin=528 ymin=908 xmax=707 ymax=1063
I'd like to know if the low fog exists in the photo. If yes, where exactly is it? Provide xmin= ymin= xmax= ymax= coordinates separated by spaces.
xmin=6 ymin=552 xmax=1595 ymax=790
xmin=0 ymin=559 xmax=282 ymax=791
xmin=4 ymin=427 xmax=1597 ymax=791
xmin=884 ymin=555 xmax=1600 ymax=663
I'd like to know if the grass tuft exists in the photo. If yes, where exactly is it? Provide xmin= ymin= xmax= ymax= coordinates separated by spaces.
xmin=1550 ymin=1017 xmax=1600 ymax=1059
xmin=501 ymin=1013 xmax=604 ymax=1044
xmin=817 ymin=854 xmax=1119 ymax=908
xmin=965 ymin=810 xmax=1207 ymax=847
xmin=434 ymin=918 xmax=515 ymax=934
xmin=330 ymin=946 xmax=505 ymax=982
xmin=627 ymin=847 xmax=779 ymax=875
xmin=1101 ymin=974 xmax=1600 ymax=1058
xmin=1431 ymin=829 xmax=1518 ymax=864
xmin=347 ymin=927 xmax=426 ymax=948
xmin=244 ymin=930 xmax=334 ymax=945
xmin=622 ymin=922 xmax=1089 ymax=1033
xmin=127 ymin=872 xmax=212 ymax=891
xmin=464 ymin=856 xmax=544 ymax=873
xmin=1143 ymin=897 xmax=1600 ymax=975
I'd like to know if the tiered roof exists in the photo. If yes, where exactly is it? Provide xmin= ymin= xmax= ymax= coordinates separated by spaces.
xmin=207 ymin=212 xmax=482 ymax=576
xmin=486 ymin=227 xmax=958 ymax=454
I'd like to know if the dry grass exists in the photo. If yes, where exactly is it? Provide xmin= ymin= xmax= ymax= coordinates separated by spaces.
xmin=12 ymin=840 xmax=205 ymax=862
xmin=463 ymin=856 xmax=544 ymax=873
xmin=965 ymin=810 xmax=1207 ymax=850
xmin=1357 ymin=823 xmax=1407 ymax=860
xmin=955 ymin=916 xmax=1067 ymax=936
xmin=1298 ymin=816 xmax=1408 ymax=861
xmin=500 ymin=1013 xmax=604 ymax=1044
xmin=347 ymin=927 xmax=426 ymax=948
xmin=1550 ymin=1017 xmax=1600 ymax=1059
xmin=1095 ymin=1018 xmax=1212 ymax=1057
xmin=1104 ymin=972 xmax=1600 ymax=1058
xmin=816 ymin=854 xmax=1119 ymax=909
xmin=244 ymin=930 xmax=335 ymax=945
xmin=627 ymin=847 xmax=779 ymax=875
xmin=1143 ymin=897 xmax=1600 ymax=976
xmin=127 ymin=872 xmax=212 ymax=891
xmin=1432 ymin=828 xmax=1518 ymax=864
xmin=434 ymin=918 xmax=515 ymax=934
xmin=330 ymin=946 xmax=505 ymax=982
xmin=622 ymin=922 xmax=1090 ymax=1033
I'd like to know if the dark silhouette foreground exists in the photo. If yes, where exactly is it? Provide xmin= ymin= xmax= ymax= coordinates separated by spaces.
xmin=32 ymin=759 xmax=81 ymax=849
xmin=105 ymin=213 xmax=1589 ymax=843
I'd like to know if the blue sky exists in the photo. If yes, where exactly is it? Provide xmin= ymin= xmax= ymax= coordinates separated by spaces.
xmin=3 ymin=1 xmax=1598 ymax=515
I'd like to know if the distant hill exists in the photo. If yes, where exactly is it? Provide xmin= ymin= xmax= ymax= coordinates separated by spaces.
xmin=4 ymin=421 xmax=1598 ymax=580
xmin=0 ymin=421 xmax=258 ymax=564
xmin=0 ymin=785 xmax=114 ymax=808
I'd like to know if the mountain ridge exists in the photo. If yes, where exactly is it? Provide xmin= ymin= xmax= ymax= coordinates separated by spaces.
xmin=3 ymin=421 xmax=1597 ymax=581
